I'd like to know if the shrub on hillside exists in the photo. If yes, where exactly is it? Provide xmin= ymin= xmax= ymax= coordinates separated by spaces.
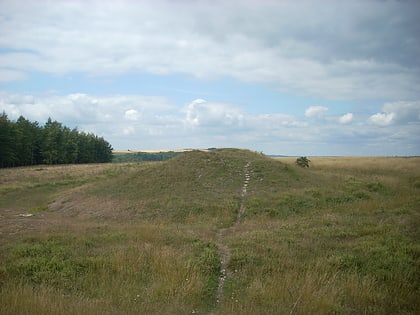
xmin=296 ymin=156 xmax=311 ymax=168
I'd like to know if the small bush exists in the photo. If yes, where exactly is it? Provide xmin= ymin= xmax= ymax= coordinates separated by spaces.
xmin=296 ymin=156 xmax=311 ymax=168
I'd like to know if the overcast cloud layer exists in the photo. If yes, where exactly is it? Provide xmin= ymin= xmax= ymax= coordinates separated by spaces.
xmin=1 ymin=0 xmax=419 ymax=155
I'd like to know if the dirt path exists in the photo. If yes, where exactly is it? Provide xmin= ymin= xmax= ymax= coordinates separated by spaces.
xmin=215 ymin=161 xmax=251 ymax=305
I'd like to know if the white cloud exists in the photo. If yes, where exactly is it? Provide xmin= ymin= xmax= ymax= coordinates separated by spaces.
xmin=369 ymin=112 xmax=395 ymax=126
xmin=369 ymin=101 xmax=420 ymax=126
xmin=1 ymin=91 xmax=419 ymax=155
xmin=0 ymin=69 xmax=27 ymax=82
xmin=122 ymin=125 xmax=135 ymax=136
xmin=305 ymin=106 xmax=328 ymax=118
xmin=184 ymin=99 xmax=206 ymax=127
xmin=124 ymin=109 xmax=141 ymax=121
xmin=0 ymin=0 xmax=419 ymax=100
xmin=184 ymin=99 xmax=243 ymax=128
xmin=382 ymin=101 xmax=420 ymax=124
xmin=339 ymin=113 xmax=353 ymax=124
xmin=246 ymin=113 xmax=305 ymax=130
xmin=0 ymin=91 xmax=173 ymax=142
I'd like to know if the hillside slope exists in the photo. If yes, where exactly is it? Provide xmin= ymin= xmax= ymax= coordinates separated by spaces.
xmin=1 ymin=151 xmax=418 ymax=315
xmin=57 ymin=149 xmax=301 ymax=225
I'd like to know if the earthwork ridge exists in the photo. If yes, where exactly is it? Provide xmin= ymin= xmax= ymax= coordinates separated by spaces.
xmin=216 ymin=161 xmax=252 ymax=305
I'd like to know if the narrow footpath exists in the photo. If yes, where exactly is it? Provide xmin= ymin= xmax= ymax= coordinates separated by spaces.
xmin=215 ymin=161 xmax=252 ymax=305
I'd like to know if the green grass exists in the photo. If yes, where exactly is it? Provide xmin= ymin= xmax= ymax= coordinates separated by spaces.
xmin=1 ymin=150 xmax=419 ymax=314
xmin=0 ymin=224 xmax=220 ymax=314
xmin=0 ymin=163 xmax=124 ymax=211
xmin=112 ymin=151 xmax=183 ymax=163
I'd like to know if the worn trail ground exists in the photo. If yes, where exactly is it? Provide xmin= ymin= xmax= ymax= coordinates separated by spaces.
xmin=215 ymin=161 xmax=252 ymax=305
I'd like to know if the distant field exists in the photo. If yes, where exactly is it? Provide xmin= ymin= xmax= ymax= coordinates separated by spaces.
xmin=1 ymin=150 xmax=419 ymax=314
xmin=112 ymin=148 xmax=206 ymax=153
xmin=112 ymin=149 xmax=211 ymax=163
xmin=113 ymin=149 xmax=183 ymax=154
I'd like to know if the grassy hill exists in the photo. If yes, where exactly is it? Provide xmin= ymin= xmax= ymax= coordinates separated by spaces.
xmin=112 ymin=150 xmax=183 ymax=163
xmin=1 ymin=149 xmax=419 ymax=314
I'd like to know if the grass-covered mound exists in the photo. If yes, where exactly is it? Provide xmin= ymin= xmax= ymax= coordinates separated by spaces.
xmin=112 ymin=151 xmax=183 ymax=163
xmin=92 ymin=149 xmax=291 ymax=224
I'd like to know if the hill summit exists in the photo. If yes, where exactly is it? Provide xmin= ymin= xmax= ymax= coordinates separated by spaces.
xmin=64 ymin=148 xmax=295 ymax=223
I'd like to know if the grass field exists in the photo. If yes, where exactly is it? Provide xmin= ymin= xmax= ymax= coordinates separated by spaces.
xmin=1 ymin=149 xmax=419 ymax=314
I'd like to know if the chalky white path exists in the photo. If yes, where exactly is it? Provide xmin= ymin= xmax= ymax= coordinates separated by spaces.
xmin=216 ymin=162 xmax=252 ymax=305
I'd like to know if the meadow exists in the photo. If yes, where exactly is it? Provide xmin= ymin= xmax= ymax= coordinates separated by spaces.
xmin=0 ymin=149 xmax=419 ymax=314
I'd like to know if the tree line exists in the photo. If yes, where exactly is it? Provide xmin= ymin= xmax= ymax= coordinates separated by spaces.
xmin=0 ymin=112 xmax=113 ymax=167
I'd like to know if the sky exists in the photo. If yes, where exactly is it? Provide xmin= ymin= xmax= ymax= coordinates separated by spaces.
xmin=1 ymin=0 xmax=419 ymax=156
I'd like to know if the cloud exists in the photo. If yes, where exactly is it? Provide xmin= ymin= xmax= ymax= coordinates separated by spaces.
xmin=0 ymin=91 xmax=172 ymax=137
xmin=0 ymin=69 xmax=27 ymax=82
xmin=305 ymin=106 xmax=328 ymax=118
xmin=339 ymin=113 xmax=354 ymax=124
xmin=382 ymin=101 xmax=420 ymax=124
xmin=246 ymin=113 xmax=305 ymax=130
xmin=369 ymin=101 xmax=420 ymax=126
xmin=369 ymin=112 xmax=395 ymax=126
xmin=1 ymin=91 xmax=419 ymax=155
xmin=122 ymin=126 xmax=135 ymax=136
xmin=124 ymin=109 xmax=141 ymax=121
xmin=184 ymin=99 xmax=243 ymax=128
xmin=0 ymin=0 xmax=419 ymax=100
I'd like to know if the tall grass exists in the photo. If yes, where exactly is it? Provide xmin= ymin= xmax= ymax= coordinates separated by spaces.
xmin=1 ymin=223 xmax=219 ymax=314
xmin=1 ymin=150 xmax=419 ymax=314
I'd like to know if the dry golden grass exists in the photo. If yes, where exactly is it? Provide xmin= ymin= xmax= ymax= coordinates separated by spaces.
xmin=1 ymin=151 xmax=419 ymax=314
xmin=0 ymin=163 xmax=115 ymax=187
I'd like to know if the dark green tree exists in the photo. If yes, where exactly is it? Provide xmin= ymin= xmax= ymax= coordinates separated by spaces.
xmin=0 ymin=112 xmax=17 ymax=167
xmin=0 ymin=112 xmax=113 ymax=167
xmin=64 ymin=128 xmax=79 ymax=164
xmin=15 ymin=116 xmax=42 ymax=166
xmin=94 ymin=135 xmax=113 ymax=163
xmin=42 ymin=118 xmax=63 ymax=164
